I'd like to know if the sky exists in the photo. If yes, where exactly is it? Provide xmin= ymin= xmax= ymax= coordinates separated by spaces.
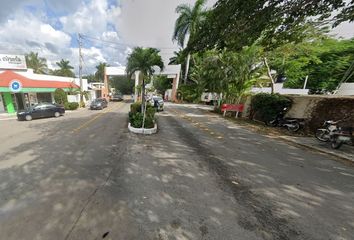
xmin=0 ymin=0 xmax=353 ymax=75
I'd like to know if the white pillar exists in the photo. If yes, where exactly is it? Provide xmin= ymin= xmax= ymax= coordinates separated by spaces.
xmin=134 ymin=71 xmax=140 ymax=102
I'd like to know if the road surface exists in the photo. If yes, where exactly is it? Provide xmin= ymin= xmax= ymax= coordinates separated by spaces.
xmin=0 ymin=102 xmax=353 ymax=240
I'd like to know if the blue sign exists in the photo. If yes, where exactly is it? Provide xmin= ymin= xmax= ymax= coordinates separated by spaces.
xmin=9 ymin=80 xmax=22 ymax=92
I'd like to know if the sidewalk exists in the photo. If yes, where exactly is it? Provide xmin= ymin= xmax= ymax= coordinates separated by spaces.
xmin=194 ymin=105 xmax=354 ymax=164
xmin=0 ymin=113 xmax=17 ymax=121
xmin=279 ymin=135 xmax=354 ymax=163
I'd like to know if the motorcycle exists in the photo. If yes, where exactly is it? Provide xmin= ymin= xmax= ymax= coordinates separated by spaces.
xmin=315 ymin=120 xmax=340 ymax=142
xmin=266 ymin=108 xmax=302 ymax=132
xmin=331 ymin=127 xmax=354 ymax=149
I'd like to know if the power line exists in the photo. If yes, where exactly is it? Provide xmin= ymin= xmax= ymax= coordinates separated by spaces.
xmin=80 ymin=33 xmax=179 ymax=50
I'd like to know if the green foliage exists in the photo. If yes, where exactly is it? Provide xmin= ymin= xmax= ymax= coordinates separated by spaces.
xmin=110 ymin=75 xmax=134 ymax=94
xmin=173 ymin=0 xmax=207 ymax=47
xmin=126 ymin=48 xmax=164 ymax=78
xmin=251 ymin=93 xmax=292 ymax=122
xmin=188 ymin=46 xmax=262 ymax=103
xmin=269 ymin=38 xmax=354 ymax=92
xmin=129 ymin=102 xmax=156 ymax=128
xmin=54 ymin=88 xmax=67 ymax=105
xmin=126 ymin=47 xmax=164 ymax=112
xmin=188 ymin=0 xmax=350 ymax=52
xmin=64 ymin=102 xmax=79 ymax=110
xmin=153 ymin=75 xmax=172 ymax=95
xmin=25 ymin=52 xmax=48 ymax=74
xmin=52 ymin=59 xmax=75 ymax=77
xmin=95 ymin=62 xmax=109 ymax=82
xmin=178 ymin=84 xmax=202 ymax=103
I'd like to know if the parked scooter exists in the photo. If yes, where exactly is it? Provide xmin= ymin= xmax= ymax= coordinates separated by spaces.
xmin=315 ymin=120 xmax=340 ymax=142
xmin=331 ymin=127 xmax=354 ymax=149
xmin=266 ymin=108 xmax=302 ymax=132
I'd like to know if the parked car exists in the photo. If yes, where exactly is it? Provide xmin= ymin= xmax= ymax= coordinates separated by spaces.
xmin=201 ymin=92 xmax=219 ymax=105
xmin=90 ymin=98 xmax=108 ymax=110
xmin=110 ymin=93 xmax=123 ymax=101
xmin=17 ymin=103 xmax=65 ymax=121
xmin=150 ymin=96 xmax=164 ymax=111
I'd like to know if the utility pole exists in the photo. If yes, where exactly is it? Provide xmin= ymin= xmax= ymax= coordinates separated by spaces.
xmin=78 ymin=33 xmax=83 ymax=107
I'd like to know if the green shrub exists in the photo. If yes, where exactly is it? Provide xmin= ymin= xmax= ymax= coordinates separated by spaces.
xmin=178 ymin=84 xmax=202 ymax=103
xmin=64 ymin=102 xmax=79 ymax=110
xmin=130 ymin=102 xmax=155 ymax=114
xmin=129 ymin=102 xmax=156 ymax=128
xmin=129 ymin=112 xmax=155 ymax=128
xmin=54 ymin=88 xmax=68 ymax=105
xmin=250 ymin=93 xmax=292 ymax=122
xmin=130 ymin=102 xmax=142 ymax=113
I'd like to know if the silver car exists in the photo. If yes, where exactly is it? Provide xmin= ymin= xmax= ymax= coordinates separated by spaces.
xmin=151 ymin=96 xmax=164 ymax=111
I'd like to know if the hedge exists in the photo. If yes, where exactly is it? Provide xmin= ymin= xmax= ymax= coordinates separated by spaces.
xmin=64 ymin=102 xmax=79 ymax=110
xmin=250 ymin=93 xmax=292 ymax=122
xmin=129 ymin=102 xmax=156 ymax=128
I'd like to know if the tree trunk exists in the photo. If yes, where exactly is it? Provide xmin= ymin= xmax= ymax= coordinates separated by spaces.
xmin=184 ymin=53 xmax=191 ymax=84
xmin=263 ymin=57 xmax=275 ymax=94
xmin=141 ymin=78 xmax=145 ymax=113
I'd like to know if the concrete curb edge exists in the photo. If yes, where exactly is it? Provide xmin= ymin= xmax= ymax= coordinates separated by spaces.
xmin=128 ymin=123 xmax=158 ymax=135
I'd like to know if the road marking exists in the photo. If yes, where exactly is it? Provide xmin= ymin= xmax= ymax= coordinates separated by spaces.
xmin=169 ymin=108 xmax=224 ymax=140
xmin=71 ymin=102 xmax=123 ymax=134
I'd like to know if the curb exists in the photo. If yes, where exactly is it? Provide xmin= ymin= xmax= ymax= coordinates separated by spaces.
xmin=128 ymin=123 xmax=158 ymax=135
xmin=278 ymin=136 xmax=354 ymax=164
xmin=202 ymin=108 xmax=354 ymax=164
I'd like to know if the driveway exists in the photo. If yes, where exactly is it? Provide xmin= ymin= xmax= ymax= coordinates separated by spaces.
xmin=0 ymin=102 xmax=353 ymax=240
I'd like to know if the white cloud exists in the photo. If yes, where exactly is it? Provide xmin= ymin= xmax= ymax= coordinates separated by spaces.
xmin=0 ymin=12 xmax=71 ymax=55
xmin=102 ymin=31 xmax=120 ymax=42
xmin=60 ymin=0 xmax=121 ymax=36
xmin=115 ymin=0 xmax=216 ymax=64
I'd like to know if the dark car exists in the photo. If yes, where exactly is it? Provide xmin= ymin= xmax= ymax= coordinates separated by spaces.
xmin=110 ymin=93 xmax=123 ymax=101
xmin=90 ymin=98 xmax=108 ymax=110
xmin=17 ymin=103 xmax=65 ymax=121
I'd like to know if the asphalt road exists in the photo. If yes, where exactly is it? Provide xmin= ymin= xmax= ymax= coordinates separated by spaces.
xmin=0 ymin=102 xmax=353 ymax=240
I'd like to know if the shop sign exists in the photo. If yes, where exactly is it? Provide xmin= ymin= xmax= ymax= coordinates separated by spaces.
xmin=0 ymin=54 xmax=27 ymax=70
xmin=9 ymin=79 xmax=22 ymax=92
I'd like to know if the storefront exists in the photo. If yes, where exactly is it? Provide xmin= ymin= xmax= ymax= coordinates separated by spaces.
xmin=0 ymin=70 xmax=79 ymax=114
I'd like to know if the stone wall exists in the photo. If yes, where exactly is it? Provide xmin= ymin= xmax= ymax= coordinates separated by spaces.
xmin=243 ymin=95 xmax=354 ymax=132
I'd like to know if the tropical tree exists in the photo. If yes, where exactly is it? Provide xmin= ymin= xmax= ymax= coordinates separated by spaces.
xmin=173 ymin=0 xmax=207 ymax=83
xmin=95 ymin=62 xmax=109 ymax=82
xmin=25 ymin=52 xmax=48 ymax=74
xmin=55 ymin=59 xmax=75 ymax=77
xmin=268 ymin=38 xmax=354 ymax=92
xmin=188 ymin=46 xmax=262 ymax=107
xmin=126 ymin=47 xmax=164 ymax=112
xmin=188 ymin=0 xmax=352 ymax=52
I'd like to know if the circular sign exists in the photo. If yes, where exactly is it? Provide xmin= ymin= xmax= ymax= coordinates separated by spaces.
xmin=9 ymin=79 xmax=22 ymax=92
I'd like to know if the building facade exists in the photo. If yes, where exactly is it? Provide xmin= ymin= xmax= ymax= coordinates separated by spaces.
xmin=0 ymin=70 xmax=80 ymax=114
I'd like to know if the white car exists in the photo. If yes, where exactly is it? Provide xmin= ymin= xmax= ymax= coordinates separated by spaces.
xmin=201 ymin=92 xmax=219 ymax=105
xmin=149 ymin=96 xmax=164 ymax=111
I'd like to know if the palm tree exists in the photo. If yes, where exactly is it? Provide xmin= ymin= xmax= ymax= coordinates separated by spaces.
xmin=56 ymin=59 xmax=75 ymax=77
xmin=25 ymin=52 xmax=48 ymax=74
xmin=169 ymin=49 xmax=185 ymax=65
xmin=95 ymin=62 xmax=109 ymax=82
xmin=126 ymin=47 xmax=164 ymax=112
xmin=173 ymin=0 xmax=207 ymax=84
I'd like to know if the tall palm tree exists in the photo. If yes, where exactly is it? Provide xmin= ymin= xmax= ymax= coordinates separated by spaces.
xmin=126 ymin=47 xmax=164 ymax=112
xmin=173 ymin=0 xmax=207 ymax=84
xmin=25 ymin=52 xmax=48 ymax=74
xmin=95 ymin=62 xmax=109 ymax=82
xmin=56 ymin=59 xmax=75 ymax=77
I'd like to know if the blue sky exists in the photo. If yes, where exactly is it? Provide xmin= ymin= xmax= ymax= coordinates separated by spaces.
xmin=0 ymin=0 xmax=353 ymax=75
